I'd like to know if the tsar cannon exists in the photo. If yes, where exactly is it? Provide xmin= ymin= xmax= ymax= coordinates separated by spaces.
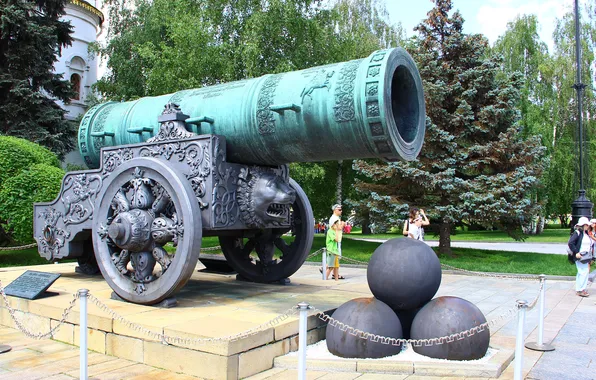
xmin=33 ymin=48 xmax=426 ymax=305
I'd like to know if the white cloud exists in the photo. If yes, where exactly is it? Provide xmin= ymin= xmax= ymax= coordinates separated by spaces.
xmin=476 ymin=0 xmax=571 ymax=51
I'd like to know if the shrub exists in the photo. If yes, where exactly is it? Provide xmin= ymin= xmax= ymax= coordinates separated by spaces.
xmin=0 ymin=164 xmax=64 ymax=243
xmin=0 ymin=136 xmax=60 ymax=186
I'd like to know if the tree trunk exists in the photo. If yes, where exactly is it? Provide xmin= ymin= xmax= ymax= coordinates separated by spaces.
xmin=438 ymin=221 xmax=452 ymax=257
xmin=361 ymin=213 xmax=371 ymax=235
xmin=0 ymin=225 xmax=14 ymax=247
xmin=336 ymin=160 xmax=343 ymax=204
xmin=535 ymin=215 xmax=545 ymax=235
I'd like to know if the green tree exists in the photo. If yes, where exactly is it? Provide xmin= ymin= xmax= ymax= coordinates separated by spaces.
xmin=353 ymin=0 xmax=547 ymax=254
xmin=545 ymin=9 xmax=596 ymax=225
xmin=94 ymin=0 xmax=403 ymax=221
xmin=492 ymin=15 xmax=552 ymax=234
xmin=0 ymin=0 xmax=76 ymax=158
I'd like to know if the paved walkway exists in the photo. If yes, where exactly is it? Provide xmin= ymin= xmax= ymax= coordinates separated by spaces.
xmin=0 ymin=262 xmax=592 ymax=379
xmin=348 ymin=237 xmax=568 ymax=255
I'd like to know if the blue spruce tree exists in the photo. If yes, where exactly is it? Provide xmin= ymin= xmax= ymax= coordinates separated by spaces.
xmin=353 ymin=0 xmax=547 ymax=255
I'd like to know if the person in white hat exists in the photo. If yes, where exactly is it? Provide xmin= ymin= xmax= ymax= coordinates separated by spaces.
xmin=568 ymin=216 xmax=593 ymax=297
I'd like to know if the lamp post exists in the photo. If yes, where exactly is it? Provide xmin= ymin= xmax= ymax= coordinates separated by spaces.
xmin=570 ymin=0 xmax=593 ymax=227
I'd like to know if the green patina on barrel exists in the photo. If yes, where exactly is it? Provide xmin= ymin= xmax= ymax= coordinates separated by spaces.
xmin=78 ymin=48 xmax=425 ymax=169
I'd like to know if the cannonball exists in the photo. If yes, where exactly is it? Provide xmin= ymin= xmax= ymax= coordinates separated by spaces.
xmin=410 ymin=296 xmax=490 ymax=360
xmin=367 ymin=238 xmax=441 ymax=310
xmin=326 ymin=297 xmax=403 ymax=358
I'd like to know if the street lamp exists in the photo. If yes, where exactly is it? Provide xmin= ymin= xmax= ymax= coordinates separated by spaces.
xmin=570 ymin=0 xmax=593 ymax=227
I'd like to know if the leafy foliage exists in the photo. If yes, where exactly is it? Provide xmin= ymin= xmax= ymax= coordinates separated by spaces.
xmin=0 ymin=137 xmax=63 ymax=244
xmin=0 ymin=0 xmax=76 ymax=158
xmin=94 ymin=0 xmax=403 ymax=220
xmin=0 ymin=164 xmax=64 ymax=243
xmin=95 ymin=0 xmax=403 ymax=99
xmin=0 ymin=136 xmax=60 ymax=186
xmin=352 ymin=0 xmax=548 ymax=253
xmin=493 ymin=9 xmax=596 ymax=226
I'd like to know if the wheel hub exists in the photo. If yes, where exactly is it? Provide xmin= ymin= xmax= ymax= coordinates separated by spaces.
xmin=108 ymin=209 xmax=154 ymax=252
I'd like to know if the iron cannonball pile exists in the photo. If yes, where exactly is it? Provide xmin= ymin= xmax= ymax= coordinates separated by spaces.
xmin=325 ymin=238 xmax=490 ymax=360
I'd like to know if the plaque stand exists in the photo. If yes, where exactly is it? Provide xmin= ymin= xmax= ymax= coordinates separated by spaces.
xmin=0 ymin=345 xmax=11 ymax=354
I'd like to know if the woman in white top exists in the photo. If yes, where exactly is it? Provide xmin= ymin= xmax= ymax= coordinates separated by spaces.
xmin=569 ymin=217 xmax=593 ymax=297
xmin=408 ymin=209 xmax=429 ymax=241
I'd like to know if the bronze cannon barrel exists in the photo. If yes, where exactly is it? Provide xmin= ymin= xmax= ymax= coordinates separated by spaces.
xmin=79 ymin=48 xmax=425 ymax=168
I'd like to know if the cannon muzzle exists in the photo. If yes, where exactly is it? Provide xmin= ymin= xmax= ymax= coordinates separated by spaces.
xmin=79 ymin=48 xmax=425 ymax=168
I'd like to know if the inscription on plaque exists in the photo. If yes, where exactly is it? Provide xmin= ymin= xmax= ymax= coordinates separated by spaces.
xmin=4 ymin=271 xmax=61 ymax=300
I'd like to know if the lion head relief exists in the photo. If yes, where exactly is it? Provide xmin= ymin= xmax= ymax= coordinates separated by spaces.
xmin=237 ymin=167 xmax=296 ymax=228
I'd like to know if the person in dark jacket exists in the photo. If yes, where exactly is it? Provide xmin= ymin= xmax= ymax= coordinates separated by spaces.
xmin=568 ymin=217 xmax=592 ymax=297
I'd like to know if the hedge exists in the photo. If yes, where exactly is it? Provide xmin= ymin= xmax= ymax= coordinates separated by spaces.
xmin=0 ymin=136 xmax=60 ymax=186
xmin=0 ymin=164 xmax=65 ymax=243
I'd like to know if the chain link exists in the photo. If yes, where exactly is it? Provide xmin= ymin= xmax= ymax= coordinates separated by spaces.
xmin=86 ymin=293 xmax=298 ymax=345
xmin=0 ymin=243 xmax=221 ymax=252
xmin=311 ymin=249 xmax=541 ymax=282
xmin=0 ymin=280 xmax=78 ymax=339
xmin=0 ymin=243 xmax=38 ymax=251
xmin=305 ymin=248 xmax=325 ymax=261
xmin=439 ymin=263 xmax=540 ymax=281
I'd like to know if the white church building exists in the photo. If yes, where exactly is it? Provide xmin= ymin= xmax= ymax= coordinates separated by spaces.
xmin=55 ymin=0 xmax=104 ymax=121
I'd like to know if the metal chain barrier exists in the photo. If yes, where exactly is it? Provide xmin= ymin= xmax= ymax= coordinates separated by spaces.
xmin=0 ymin=243 xmax=38 ymax=251
xmin=0 ymin=280 xmax=78 ymax=339
xmin=0 ymin=243 xmax=222 ymax=252
xmin=311 ymin=278 xmax=544 ymax=348
xmin=86 ymin=293 xmax=298 ymax=345
xmin=305 ymin=248 xmax=325 ymax=261
xmin=439 ymin=263 xmax=540 ymax=281
xmin=316 ymin=250 xmax=541 ymax=282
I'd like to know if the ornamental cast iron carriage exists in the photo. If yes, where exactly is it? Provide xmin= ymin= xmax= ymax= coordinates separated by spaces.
xmin=33 ymin=48 xmax=426 ymax=305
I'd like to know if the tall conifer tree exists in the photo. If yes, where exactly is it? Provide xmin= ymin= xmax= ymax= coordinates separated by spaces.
xmin=353 ymin=0 xmax=547 ymax=254
xmin=0 ymin=0 xmax=75 ymax=158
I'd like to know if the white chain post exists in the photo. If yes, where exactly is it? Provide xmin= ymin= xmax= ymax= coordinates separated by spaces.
xmin=297 ymin=302 xmax=309 ymax=380
xmin=322 ymin=248 xmax=327 ymax=280
xmin=79 ymin=289 xmax=89 ymax=380
xmin=514 ymin=299 xmax=527 ymax=380
xmin=525 ymin=274 xmax=555 ymax=352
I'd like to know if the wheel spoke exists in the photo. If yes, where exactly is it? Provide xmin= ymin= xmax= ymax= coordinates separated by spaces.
xmin=274 ymin=237 xmax=291 ymax=259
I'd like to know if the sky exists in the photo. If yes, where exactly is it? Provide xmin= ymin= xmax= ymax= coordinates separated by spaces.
xmin=385 ymin=0 xmax=575 ymax=53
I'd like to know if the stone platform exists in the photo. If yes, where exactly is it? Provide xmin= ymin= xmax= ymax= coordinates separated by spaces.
xmin=0 ymin=261 xmax=583 ymax=380
xmin=0 ymin=262 xmax=345 ymax=380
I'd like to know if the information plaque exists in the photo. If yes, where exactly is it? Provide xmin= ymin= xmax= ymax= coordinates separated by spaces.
xmin=4 ymin=271 xmax=61 ymax=300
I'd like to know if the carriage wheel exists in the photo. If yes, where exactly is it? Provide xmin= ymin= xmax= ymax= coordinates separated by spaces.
xmin=219 ymin=178 xmax=314 ymax=283
xmin=92 ymin=157 xmax=202 ymax=305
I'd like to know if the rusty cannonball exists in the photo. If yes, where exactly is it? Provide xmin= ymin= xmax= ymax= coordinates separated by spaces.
xmin=410 ymin=296 xmax=490 ymax=360
xmin=326 ymin=297 xmax=403 ymax=358
xmin=367 ymin=238 xmax=441 ymax=310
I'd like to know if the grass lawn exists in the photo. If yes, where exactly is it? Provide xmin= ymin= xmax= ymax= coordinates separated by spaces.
xmin=305 ymin=236 xmax=576 ymax=276
xmin=339 ymin=228 xmax=570 ymax=243
xmin=0 ymin=247 xmax=69 ymax=267
xmin=1 ymin=235 xmax=576 ymax=276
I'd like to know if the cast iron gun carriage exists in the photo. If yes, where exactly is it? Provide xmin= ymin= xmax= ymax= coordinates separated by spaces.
xmin=33 ymin=48 xmax=426 ymax=305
